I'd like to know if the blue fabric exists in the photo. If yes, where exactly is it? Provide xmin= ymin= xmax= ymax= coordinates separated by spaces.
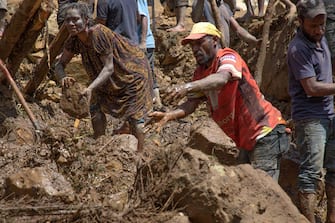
xmin=238 ymin=124 xmax=290 ymax=182
xmin=295 ymin=118 xmax=335 ymax=191
xmin=97 ymin=0 xmax=139 ymax=44
xmin=288 ymin=28 xmax=334 ymax=120
xmin=137 ymin=0 xmax=155 ymax=49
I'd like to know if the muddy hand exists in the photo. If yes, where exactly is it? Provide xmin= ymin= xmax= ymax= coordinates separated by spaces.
xmin=61 ymin=77 xmax=76 ymax=88
xmin=81 ymin=87 xmax=93 ymax=104
xmin=165 ymin=84 xmax=188 ymax=104
xmin=139 ymin=42 xmax=146 ymax=50
xmin=149 ymin=111 xmax=172 ymax=132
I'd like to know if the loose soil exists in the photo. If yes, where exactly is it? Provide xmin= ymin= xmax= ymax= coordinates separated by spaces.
xmin=0 ymin=0 xmax=328 ymax=222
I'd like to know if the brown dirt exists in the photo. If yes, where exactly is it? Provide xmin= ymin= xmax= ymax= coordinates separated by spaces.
xmin=0 ymin=0 xmax=328 ymax=222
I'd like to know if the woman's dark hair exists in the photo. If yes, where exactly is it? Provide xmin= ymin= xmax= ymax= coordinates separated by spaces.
xmin=63 ymin=2 xmax=95 ymax=27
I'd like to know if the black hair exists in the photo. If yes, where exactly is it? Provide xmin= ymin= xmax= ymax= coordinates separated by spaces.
xmin=63 ymin=2 xmax=95 ymax=27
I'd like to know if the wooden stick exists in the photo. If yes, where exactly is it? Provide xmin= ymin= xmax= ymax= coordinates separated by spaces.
xmin=24 ymin=24 xmax=69 ymax=96
xmin=0 ymin=60 xmax=41 ymax=131
xmin=151 ymin=0 xmax=155 ymax=32
xmin=0 ymin=204 xmax=121 ymax=218
xmin=0 ymin=0 xmax=43 ymax=61
xmin=74 ymin=118 xmax=80 ymax=129
xmin=254 ymin=0 xmax=276 ymax=86
xmin=8 ymin=0 xmax=55 ymax=76
xmin=208 ymin=0 xmax=226 ymax=48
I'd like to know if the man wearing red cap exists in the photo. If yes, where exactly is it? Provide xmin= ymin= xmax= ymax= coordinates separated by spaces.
xmin=150 ymin=22 xmax=290 ymax=182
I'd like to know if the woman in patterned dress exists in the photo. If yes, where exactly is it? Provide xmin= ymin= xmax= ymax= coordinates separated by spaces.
xmin=55 ymin=2 xmax=153 ymax=152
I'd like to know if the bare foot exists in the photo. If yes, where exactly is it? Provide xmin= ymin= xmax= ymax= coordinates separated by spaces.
xmin=167 ymin=24 xmax=185 ymax=32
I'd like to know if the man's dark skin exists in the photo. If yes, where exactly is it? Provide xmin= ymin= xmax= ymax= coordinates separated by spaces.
xmin=298 ymin=14 xmax=335 ymax=97
xmin=150 ymin=35 xmax=232 ymax=129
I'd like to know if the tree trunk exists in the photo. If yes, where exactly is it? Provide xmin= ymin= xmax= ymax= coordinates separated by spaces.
xmin=0 ymin=0 xmax=43 ymax=61
xmin=8 ymin=0 xmax=55 ymax=76
xmin=208 ymin=0 xmax=226 ymax=48
xmin=24 ymin=24 xmax=69 ymax=96
xmin=254 ymin=0 xmax=276 ymax=86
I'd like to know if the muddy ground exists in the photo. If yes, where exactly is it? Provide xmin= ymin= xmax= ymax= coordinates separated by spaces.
xmin=0 ymin=0 xmax=329 ymax=222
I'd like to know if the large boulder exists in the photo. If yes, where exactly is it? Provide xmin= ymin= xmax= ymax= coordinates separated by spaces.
xmin=187 ymin=118 xmax=238 ymax=165
xmin=138 ymin=147 xmax=308 ymax=223
xmin=5 ymin=166 xmax=74 ymax=201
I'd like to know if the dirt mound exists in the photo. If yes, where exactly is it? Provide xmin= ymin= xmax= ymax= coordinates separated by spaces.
xmin=136 ymin=147 xmax=307 ymax=223
xmin=0 ymin=0 xmax=328 ymax=222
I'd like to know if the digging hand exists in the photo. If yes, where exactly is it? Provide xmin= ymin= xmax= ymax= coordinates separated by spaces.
xmin=81 ymin=87 xmax=93 ymax=104
xmin=149 ymin=111 xmax=175 ymax=132
xmin=61 ymin=77 xmax=76 ymax=88
xmin=165 ymin=84 xmax=189 ymax=104
xmin=139 ymin=42 xmax=146 ymax=50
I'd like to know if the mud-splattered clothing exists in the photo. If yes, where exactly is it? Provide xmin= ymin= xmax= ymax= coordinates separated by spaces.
xmin=288 ymin=26 xmax=335 ymax=192
xmin=288 ymin=28 xmax=334 ymax=120
xmin=190 ymin=48 xmax=285 ymax=150
xmin=64 ymin=24 xmax=153 ymax=122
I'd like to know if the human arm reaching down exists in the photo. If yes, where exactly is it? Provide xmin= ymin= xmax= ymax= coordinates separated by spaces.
xmin=55 ymin=48 xmax=76 ymax=88
xmin=229 ymin=17 xmax=260 ymax=45
xmin=150 ymin=71 xmax=232 ymax=130
xmin=81 ymin=53 xmax=114 ymax=103
xmin=138 ymin=14 xmax=148 ymax=50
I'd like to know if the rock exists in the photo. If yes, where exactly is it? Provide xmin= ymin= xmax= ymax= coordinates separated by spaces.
xmin=106 ymin=191 xmax=129 ymax=212
xmin=103 ymin=134 xmax=138 ymax=153
xmin=279 ymin=146 xmax=300 ymax=207
xmin=60 ymin=82 xmax=89 ymax=119
xmin=187 ymin=118 xmax=239 ymax=165
xmin=161 ymin=45 xmax=185 ymax=65
xmin=165 ymin=213 xmax=191 ymax=223
xmin=4 ymin=117 xmax=36 ymax=145
xmin=141 ymin=147 xmax=308 ymax=223
xmin=92 ymin=134 xmax=138 ymax=209
xmin=5 ymin=166 xmax=74 ymax=201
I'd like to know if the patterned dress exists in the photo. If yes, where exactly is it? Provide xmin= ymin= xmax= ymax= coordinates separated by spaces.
xmin=64 ymin=24 xmax=153 ymax=122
